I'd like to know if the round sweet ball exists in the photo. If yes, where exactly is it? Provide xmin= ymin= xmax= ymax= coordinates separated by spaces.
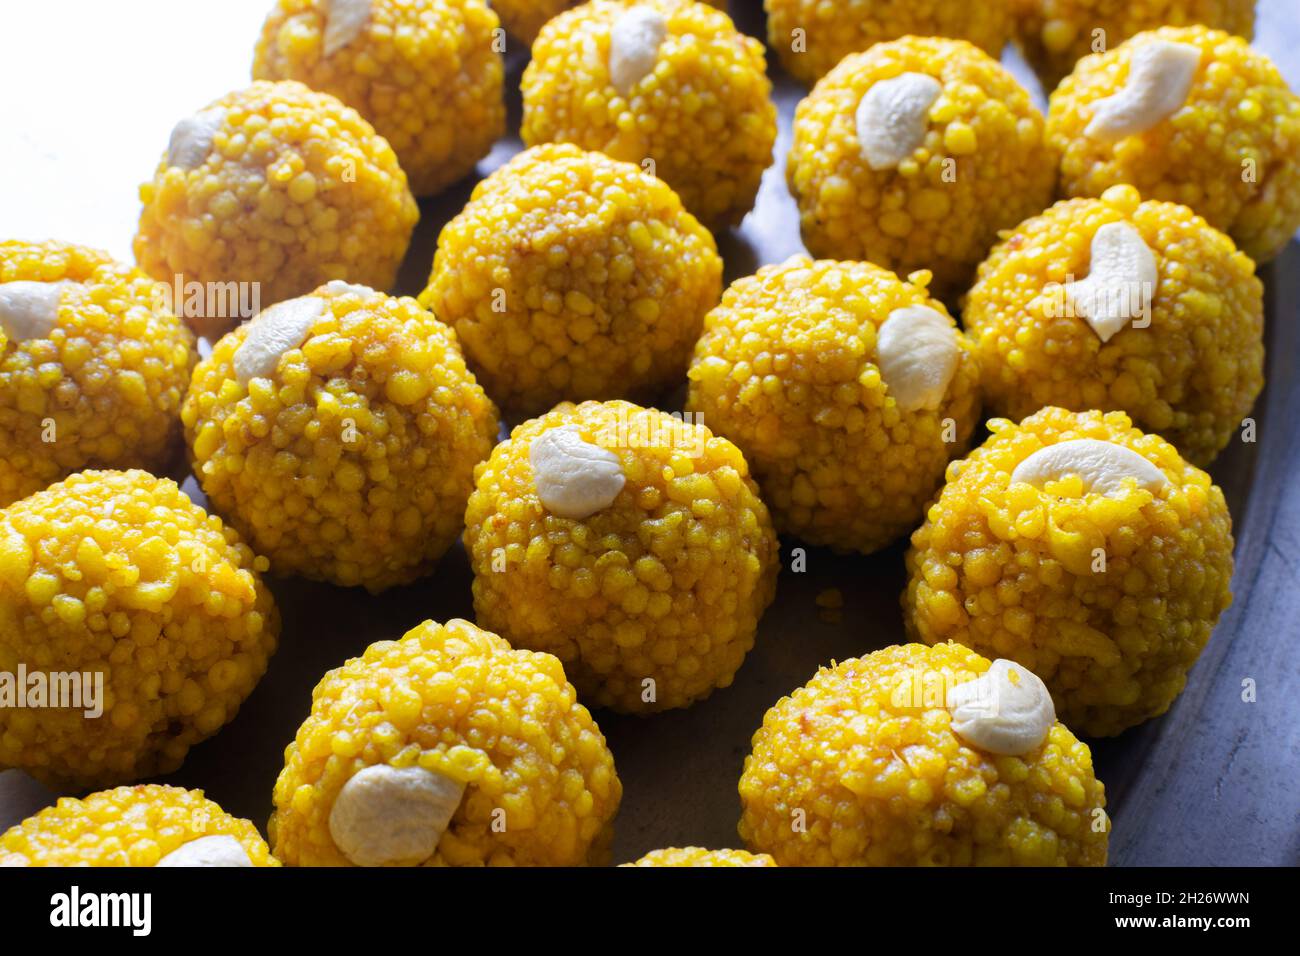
xmin=521 ymin=0 xmax=777 ymax=227
xmin=739 ymin=642 xmax=1108 ymax=866
xmin=463 ymin=400 xmax=780 ymax=713
xmin=622 ymin=846 xmax=776 ymax=866
xmin=1017 ymin=0 xmax=1256 ymax=90
xmin=269 ymin=618 xmax=622 ymax=866
xmin=252 ymin=0 xmax=505 ymax=197
xmin=0 ymin=240 xmax=197 ymax=508
xmin=495 ymin=0 xmax=723 ymax=45
xmin=903 ymin=406 xmax=1235 ymax=737
xmin=765 ymin=0 xmax=1016 ymax=88
xmin=183 ymin=282 xmax=499 ymax=593
xmin=687 ymin=257 xmax=981 ymax=555
xmin=133 ymin=80 xmax=419 ymax=339
xmin=964 ymin=185 xmax=1263 ymax=467
xmin=0 ymin=785 xmax=277 ymax=867
xmin=418 ymin=144 xmax=722 ymax=416
xmin=0 ymin=470 xmax=279 ymax=790
xmin=1047 ymin=26 xmax=1300 ymax=263
xmin=787 ymin=36 xmax=1056 ymax=304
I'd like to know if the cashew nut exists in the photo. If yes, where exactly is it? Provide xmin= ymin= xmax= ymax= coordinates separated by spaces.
xmin=1085 ymin=39 xmax=1201 ymax=142
xmin=1010 ymin=438 xmax=1168 ymax=498
xmin=321 ymin=279 xmax=375 ymax=298
xmin=1063 ymin=221 xmax=1157 ymax=343
xmin=233 ymin=294 xmax=327 ymax=385
xmin=323 ymin=0 xmax=371 ymax=58
xmin=876 ymin=305 xmax=960 ymax=412
xmin=0 ymin=280 xmax=73 ymax=342
xmin=155 ymin=834 xmax=253 ymax=867
xmin=328 ymin=764 xmax=466 ymax=867
xmin=530 ymin=425 xmax=625 ymax=519
xmin=855 ymin=72 xmax=942 ymax=171
xmin=947 ymin=659 xmax=1056 ymax=756
xmin=166 ymin=109 xmax=226 ymax=171
xmin=609 ymin=7 xmax=667 ymax=95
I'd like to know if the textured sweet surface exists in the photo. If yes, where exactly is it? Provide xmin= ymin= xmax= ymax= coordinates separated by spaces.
xmin=738 ymin=642 xmax=1108 ymax=866
xmin=788 ymin=36 xmax=1056 ymax=304
xmin=688 ymin=257 xmax=980 ymax=554
xmin=764 ymin=0 xmax=1015 ymax=87
xmin=269 ymin=618 xmax=621 ymax=866
xmin=419 ymin=144 xmax=721 ymax=416
xmin=521 ymin=0 xmax=776 ymax=226
xmin=494 ymin=0 xmax=722 ymax=45
xmin=183 ymin=283 xmax=498 ymax=592
xmin=0 ymin=784 xmax=277 ymax=867
xmin=134 ymin=80 xmax=418 ymax=337
xmin=1016 ymin=0 xmax=1256 ymax=88
xmin=962 ymin=185 xmax=1263 ymax=466
xmin=0 ymin=241 xmax=197 ymax=508
xmin=464 ymin=400 xmax=779 ymax=713
xmin=903 ymin=406 xmax=1234 ymax=736
xmin=0 ymin=470 xmax=278 ymax=789
xmin=253 ymin=0 xmax=504 ymax=196
xmin=1048 ymin=25 xmax=1300 ymax=263
xmin=489 ymin=0 xmax=571 ymax=43
xmin=622 ymin=846 xmax=776 ymax=866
